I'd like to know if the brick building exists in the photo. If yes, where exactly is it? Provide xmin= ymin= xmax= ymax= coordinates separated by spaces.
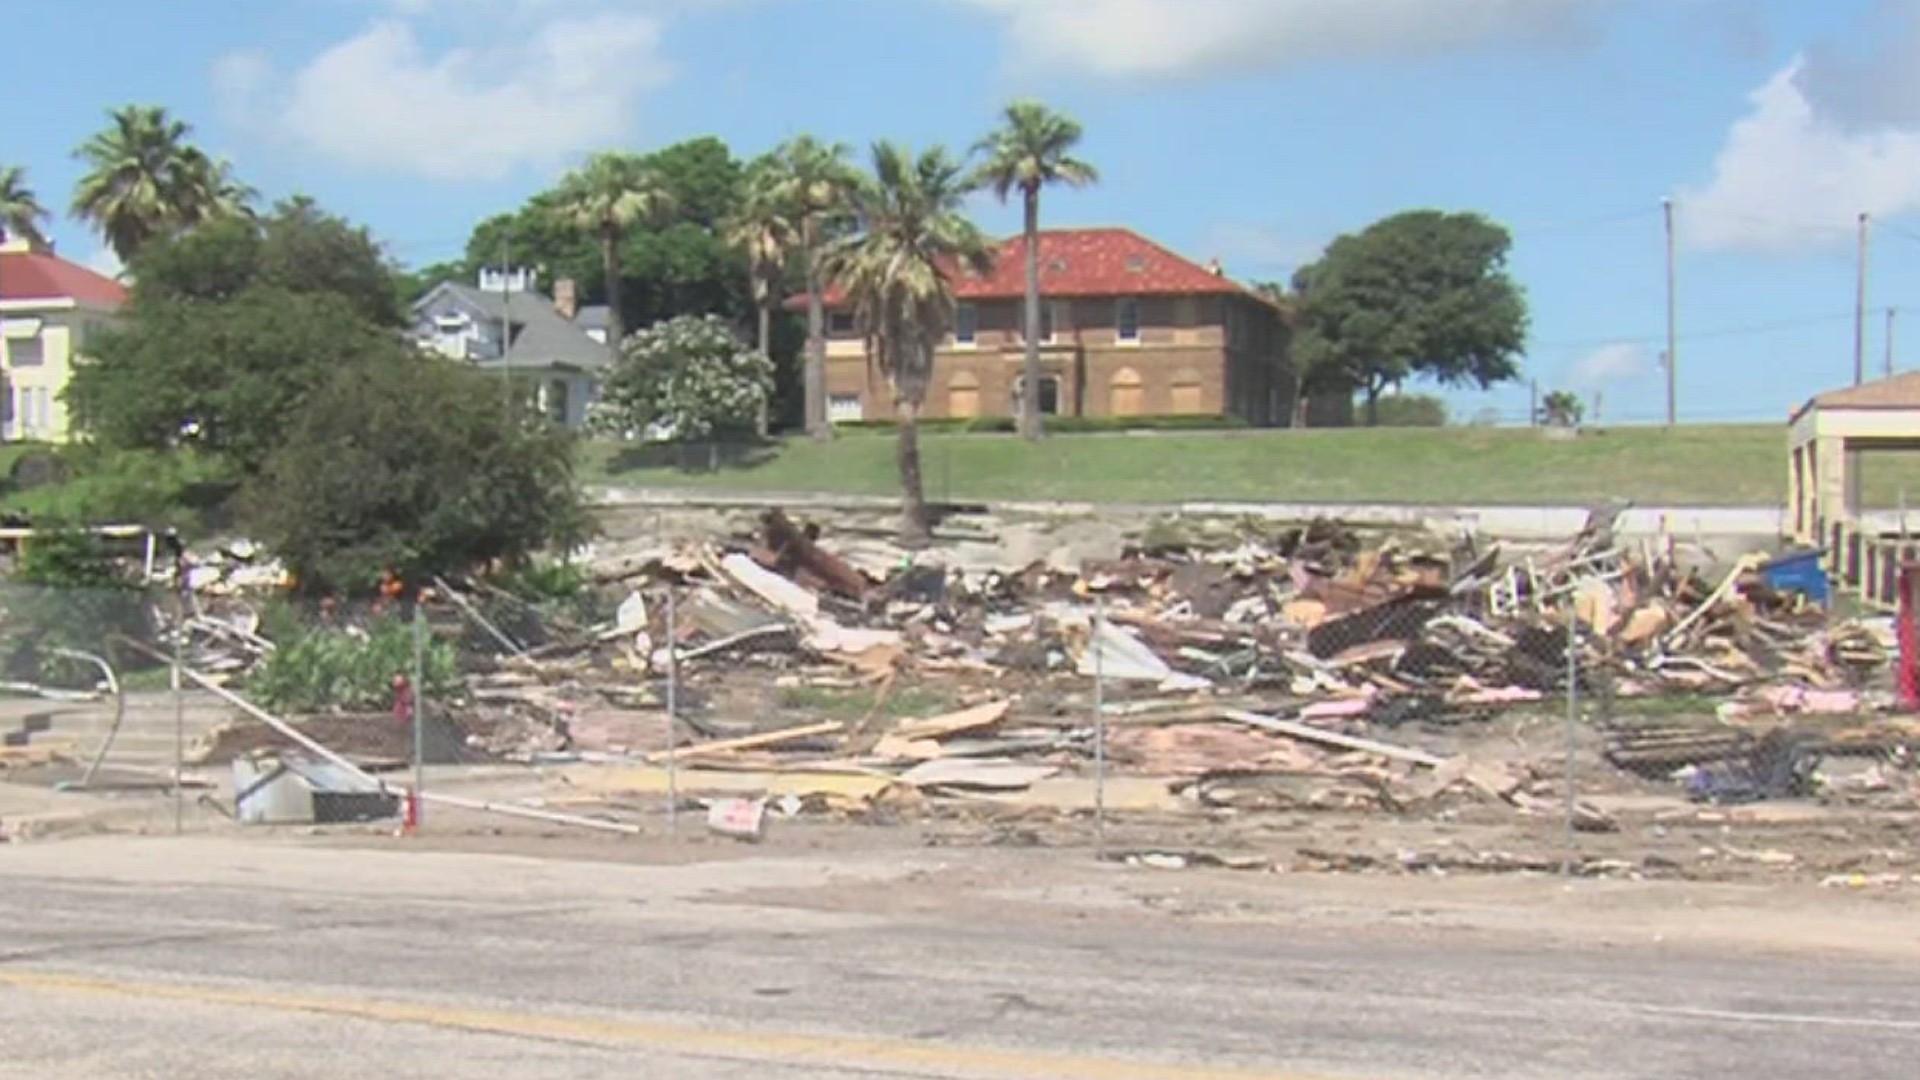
xmin=798 ymin=227 xmax=1298 ymax=426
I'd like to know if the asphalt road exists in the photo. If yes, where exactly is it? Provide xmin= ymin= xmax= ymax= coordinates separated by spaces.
xmin=3 ymin=837 xmax=1920 ymax=1079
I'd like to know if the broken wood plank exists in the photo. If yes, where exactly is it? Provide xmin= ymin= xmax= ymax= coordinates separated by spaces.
xmin=644 ymin=721 xmax=843 ymax=764
xmin=1220 ymin=708 xmax=1445 ymax=768
xmin=891 ymin=700 xmax=1010 ymax=742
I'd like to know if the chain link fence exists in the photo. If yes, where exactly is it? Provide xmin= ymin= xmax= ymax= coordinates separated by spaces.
xmin=0 ymin=504 xmax=1908 ymax=886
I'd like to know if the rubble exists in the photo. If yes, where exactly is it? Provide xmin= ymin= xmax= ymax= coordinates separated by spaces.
xmin=133 ymin=501 xmax=1917 ymax=868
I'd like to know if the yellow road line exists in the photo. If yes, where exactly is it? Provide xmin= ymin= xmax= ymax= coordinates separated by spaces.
xmin=0 ymin=967 xmax=1350 ymax=1080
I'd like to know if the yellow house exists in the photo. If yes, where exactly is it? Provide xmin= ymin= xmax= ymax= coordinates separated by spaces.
xmin=0 ymin=238 xmax=128 ymax=443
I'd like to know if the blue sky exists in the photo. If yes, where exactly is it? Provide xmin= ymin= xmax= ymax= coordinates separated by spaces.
xmin=7 ymin=0 xmax=1920 ymax=426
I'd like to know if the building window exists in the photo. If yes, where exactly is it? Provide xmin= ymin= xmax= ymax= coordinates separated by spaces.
xmin=1012 ymin=375 xmax=1061 ymax=416
xmin=828 ymin=311 xmax=857 ymax=335
xmin=1039 ymin=300 xmax=1069 ymax=343
xmin=1109 ymin=367 xmax=1145 ymax=417
xmin=1174 ymin=297 xmax=1198 ymax=329
xmin=1225 ymin=303 xmax=1245 ymax=347
xmin=1116 ymin=298 xmax=1141 ymax=343
xmin=828 ymin=393 xmax=864 ymax=423
xmin=546 ymin=379 xmax=570 ymax=426
xmin=8 ymin=337 xmax=45 ymax=368
xmin=954 ymin=303 xmax=978 ymax=346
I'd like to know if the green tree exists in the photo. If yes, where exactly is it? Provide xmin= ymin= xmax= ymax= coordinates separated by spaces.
xmin=0 ymin=166 xmax=51 ymax=246
xmin=972 ymin=101 xmax=1098 ymax=441
xmin=1537 ymin=389 xmax=1584 ymax=428
xmin=68 ymin=200 xmax=406 ymax=473
xmin=597 ymin=314 xmax=772 ymax=442
xmin=767 ymin=136 xmax=860 ymax=440
xmin=1291 ymin=210 xmax=1528 ymax=426
xmin=552 ymin=152 xmax=678 ymax=354
xmin=71 ymin=105 xmax=253 ymax=263
xmin=460 ymin=138 xmax=756 ymax=349
xmin=396 ymin=259 xmax=468 ymax=306
xmin=723 ymin=163 xmax=799 ymax=436
xmin=242 ymin=357 xmax=589 ymax=594
xmin=821 ymin=143 xmax=993 ymax=540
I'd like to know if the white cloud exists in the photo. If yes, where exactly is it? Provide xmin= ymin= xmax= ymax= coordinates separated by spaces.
xmin=213 ymin=8 xmax=674 ymax=180
xmin=949 ymin=0 xmax=1614 ymax=79
xmin=1568 ymin=342 xmax=1648 ymax=387
xmin=1677 ymin=58 xmax=1920 ymax=252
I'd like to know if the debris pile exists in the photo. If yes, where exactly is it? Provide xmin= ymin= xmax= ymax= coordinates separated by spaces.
xmin=146 ymin=502 xmax=1912 ymax=847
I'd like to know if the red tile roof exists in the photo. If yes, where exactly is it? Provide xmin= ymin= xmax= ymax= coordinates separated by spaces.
xmin=0 ymin=248 xmax=128 ymax=307
xmin=788 ymin=227 xmax=1261 ymax=309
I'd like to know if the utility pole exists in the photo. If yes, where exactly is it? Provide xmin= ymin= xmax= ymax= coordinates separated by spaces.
xmin=1663 ymin=197 xmax=1677 ymax=428
xmin=1888 ymin=306 xmax=1899 ymax=377
xmin=1529 ymin=378 xmax=1539 ymax=427
xmin=1856 ymin=212 xmax=1871 ymax=386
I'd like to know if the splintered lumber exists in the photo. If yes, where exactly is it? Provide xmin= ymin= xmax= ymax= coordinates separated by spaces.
xmin=1220 ymin=708 xmax=1445 ymax=768
xmin=891 ymin=700 xmax=1010 ymax=742
xmin=645 ymin=721 xmax=843 ymax=764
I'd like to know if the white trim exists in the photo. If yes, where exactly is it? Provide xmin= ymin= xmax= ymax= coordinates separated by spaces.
xmin=0 ymin=299 xmax=77 ymax=313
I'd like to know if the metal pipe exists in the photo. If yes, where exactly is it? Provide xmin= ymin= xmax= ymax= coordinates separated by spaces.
xmin=118 ymin=635 xmax=640 ymax=836
xmin=412 ymin=603 xmax=427 ymax=832
xmin=666 ymin=586 xmax=679 ymax=835
xmin=55 ymin=649 xmax=123 ymax=790
xmin=1093 ymin=599 xmax=1107 ymax=858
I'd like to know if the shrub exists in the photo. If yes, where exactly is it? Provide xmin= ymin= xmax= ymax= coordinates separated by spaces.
xmin=241 ymin=357 xmax=593 ymax=594
xmin=1370 ymin=394 xmax=1449 ymax=427
xmin=250 ymin=613 xmax=459 ymax=713
xmin=1 ymin=529 xmax=157 ymax=685
xmin=3 ymin=446 xmax=234 ymax=531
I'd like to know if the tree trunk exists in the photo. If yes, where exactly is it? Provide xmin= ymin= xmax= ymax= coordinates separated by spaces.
xmin=602 ymin=228 xmax=625 ymax=358
xmin=1364 ymin=383 xmax=1381 ymax=427
xmin=755 ymin=302 xmax=772 ymax=438
xmin=803 ymin=218 xmax=829 ymax=442
xmin=1019 ymin=187 xmax=1043 ymax=441
xmin=896 ymin=396 xmax=930 ymax=543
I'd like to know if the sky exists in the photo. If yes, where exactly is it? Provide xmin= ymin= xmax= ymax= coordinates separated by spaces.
xmin=7 ymin=0 xmax=1920 ymax=426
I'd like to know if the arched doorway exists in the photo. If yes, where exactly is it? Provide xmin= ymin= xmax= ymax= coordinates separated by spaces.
xmin=1169 ymin=369 xmax=1204 ymax=414
xmin=1109 ymin=367 xmax=1144 ymax=417
xmin=947 ymin=371 xmax=981 ymax=419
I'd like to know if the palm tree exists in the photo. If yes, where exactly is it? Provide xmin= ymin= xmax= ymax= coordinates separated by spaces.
xmin=723 ymin=164 xmax=798 ymax=436
xmin=767 ymin=137 xmax=859 ymax=440
xmin=72 ymin=105 xmax=252 ymax=263
xmin=972 ymin=101 xmax=1098 ymax=440
xmin=0 ymin=166 xmax=51 ymax=247
xmin=821 ymin=142 xmax=993 ymax=540
xmin=553 ymin=152 xmax=676 ymax=355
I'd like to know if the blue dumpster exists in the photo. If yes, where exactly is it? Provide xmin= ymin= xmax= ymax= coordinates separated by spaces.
xmin=1761 ymin=549 xmax=1829 ymax=605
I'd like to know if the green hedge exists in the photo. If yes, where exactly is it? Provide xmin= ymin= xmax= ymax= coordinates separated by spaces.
xmin=833 ymin=414 xmax=1252 ymax=435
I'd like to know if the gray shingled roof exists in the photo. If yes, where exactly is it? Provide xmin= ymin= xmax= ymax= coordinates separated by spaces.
xmin=575 ymin=304 xmax=611 ymax=331
xmin=425 ymin=283 xmax=614 ymax=371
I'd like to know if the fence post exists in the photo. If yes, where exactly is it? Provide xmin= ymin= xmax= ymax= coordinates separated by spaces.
xmin=172 ymin=604 xmax=185 ymax=836
xmin=411 ymin=601 xmax=427 ymax=832
xmin=1093 ymin=599 xmax=1107 ymax=859
xmin=1564 ymin=601 xmax=1579 ymax=877
xmin=665 ymin=585 xmax=679 ymax=836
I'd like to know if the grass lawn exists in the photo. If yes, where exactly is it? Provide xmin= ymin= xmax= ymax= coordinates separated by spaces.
xmin=584 ymin=425 xmax=1920 ymax=508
